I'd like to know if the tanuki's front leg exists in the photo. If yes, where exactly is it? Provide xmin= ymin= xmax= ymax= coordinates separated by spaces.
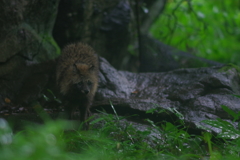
xmin=79 ymin=101 xmax=91 ymax=130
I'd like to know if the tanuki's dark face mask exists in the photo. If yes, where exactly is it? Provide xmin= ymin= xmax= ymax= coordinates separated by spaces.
xmin=72 ymin=80 xmax=93 ymax=95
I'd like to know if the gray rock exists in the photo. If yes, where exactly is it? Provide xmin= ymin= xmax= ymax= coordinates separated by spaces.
xmin=2 ymin=56 xmax=240 ymax=135
xmin=93 ymin=57 xmax=240 ymax=134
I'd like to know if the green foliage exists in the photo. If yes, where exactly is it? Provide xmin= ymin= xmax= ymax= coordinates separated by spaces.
xmin=3 ymin=103 xmax=240 ymax=159
xmin=0 ymin=119 xmax=71 ymax=160
xmin=201 ymin=103 xmax=240 ymax=159
xmin=221 ymin=105 xmax=240 ymax=122
xmin=150 ymin=0 xmax=240 ymax=65
xmin=202 ymin=118 xmax=240 ymax=139
xmin=41 ymin=34 xmax=61 ymax=55
xmin=43 ymin=89 xmax=62 ymax=104
xmin=202 ymin=132 xmax=213 ymax=155
xmin=202 ymin=104 xmax=240 ymax=138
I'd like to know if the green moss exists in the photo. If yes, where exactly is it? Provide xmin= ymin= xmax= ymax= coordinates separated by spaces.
xmin=41 ymin=34 xmax=61 ymax=55
xmin=19 ymin=23 xmax=60 ymax=62
xmin=218 ymin=63 xmax=240 ymax=78
xmin=218 ymin=63 xmax=240 ymax=72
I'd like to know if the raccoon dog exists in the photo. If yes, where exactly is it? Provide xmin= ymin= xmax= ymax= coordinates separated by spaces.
xmin=56 ymin=42 xmax=99 ymax=129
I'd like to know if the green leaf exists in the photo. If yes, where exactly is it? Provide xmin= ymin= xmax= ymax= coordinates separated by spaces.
xmin=90 ymin=117 xmax=106 ymax=125
xmin=232 ymin=94 xmax=240 ymax=98
xmin=179 ymin=154 xmax=202 ymax=159
xmin=164 ymin=122 xmax=177 ymax=132
xmin=42 ymin=94 xmax=50 ymax=101
xmin=221 ymin=105 xmax=240 ymax=122
xmin=209 ymin=151 xmax=222 ymax=160
xmin=202 ymin=119 xmax=240 ymax=139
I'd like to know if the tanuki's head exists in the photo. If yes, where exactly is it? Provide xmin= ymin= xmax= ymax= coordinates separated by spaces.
xmin=56 ymin=43 xmax=99 ymax=96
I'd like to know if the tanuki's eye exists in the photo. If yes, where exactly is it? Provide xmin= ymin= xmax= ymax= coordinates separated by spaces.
xmin=72 ymin=64 xmax=78 ymax=74
xmin=78 ymin=81 xmax=83 ymax=85
xmin=87 ymin=80 xmax=92 ymax=85
xmin=72 ymin=64 xmax=82 ymax=75
xmin=89 ymin=65 xmax=94 ymax=70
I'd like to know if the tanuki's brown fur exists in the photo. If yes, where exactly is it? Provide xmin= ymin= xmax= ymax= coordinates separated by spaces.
xmin=56 ymin=42 xmax=99 ymax=129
